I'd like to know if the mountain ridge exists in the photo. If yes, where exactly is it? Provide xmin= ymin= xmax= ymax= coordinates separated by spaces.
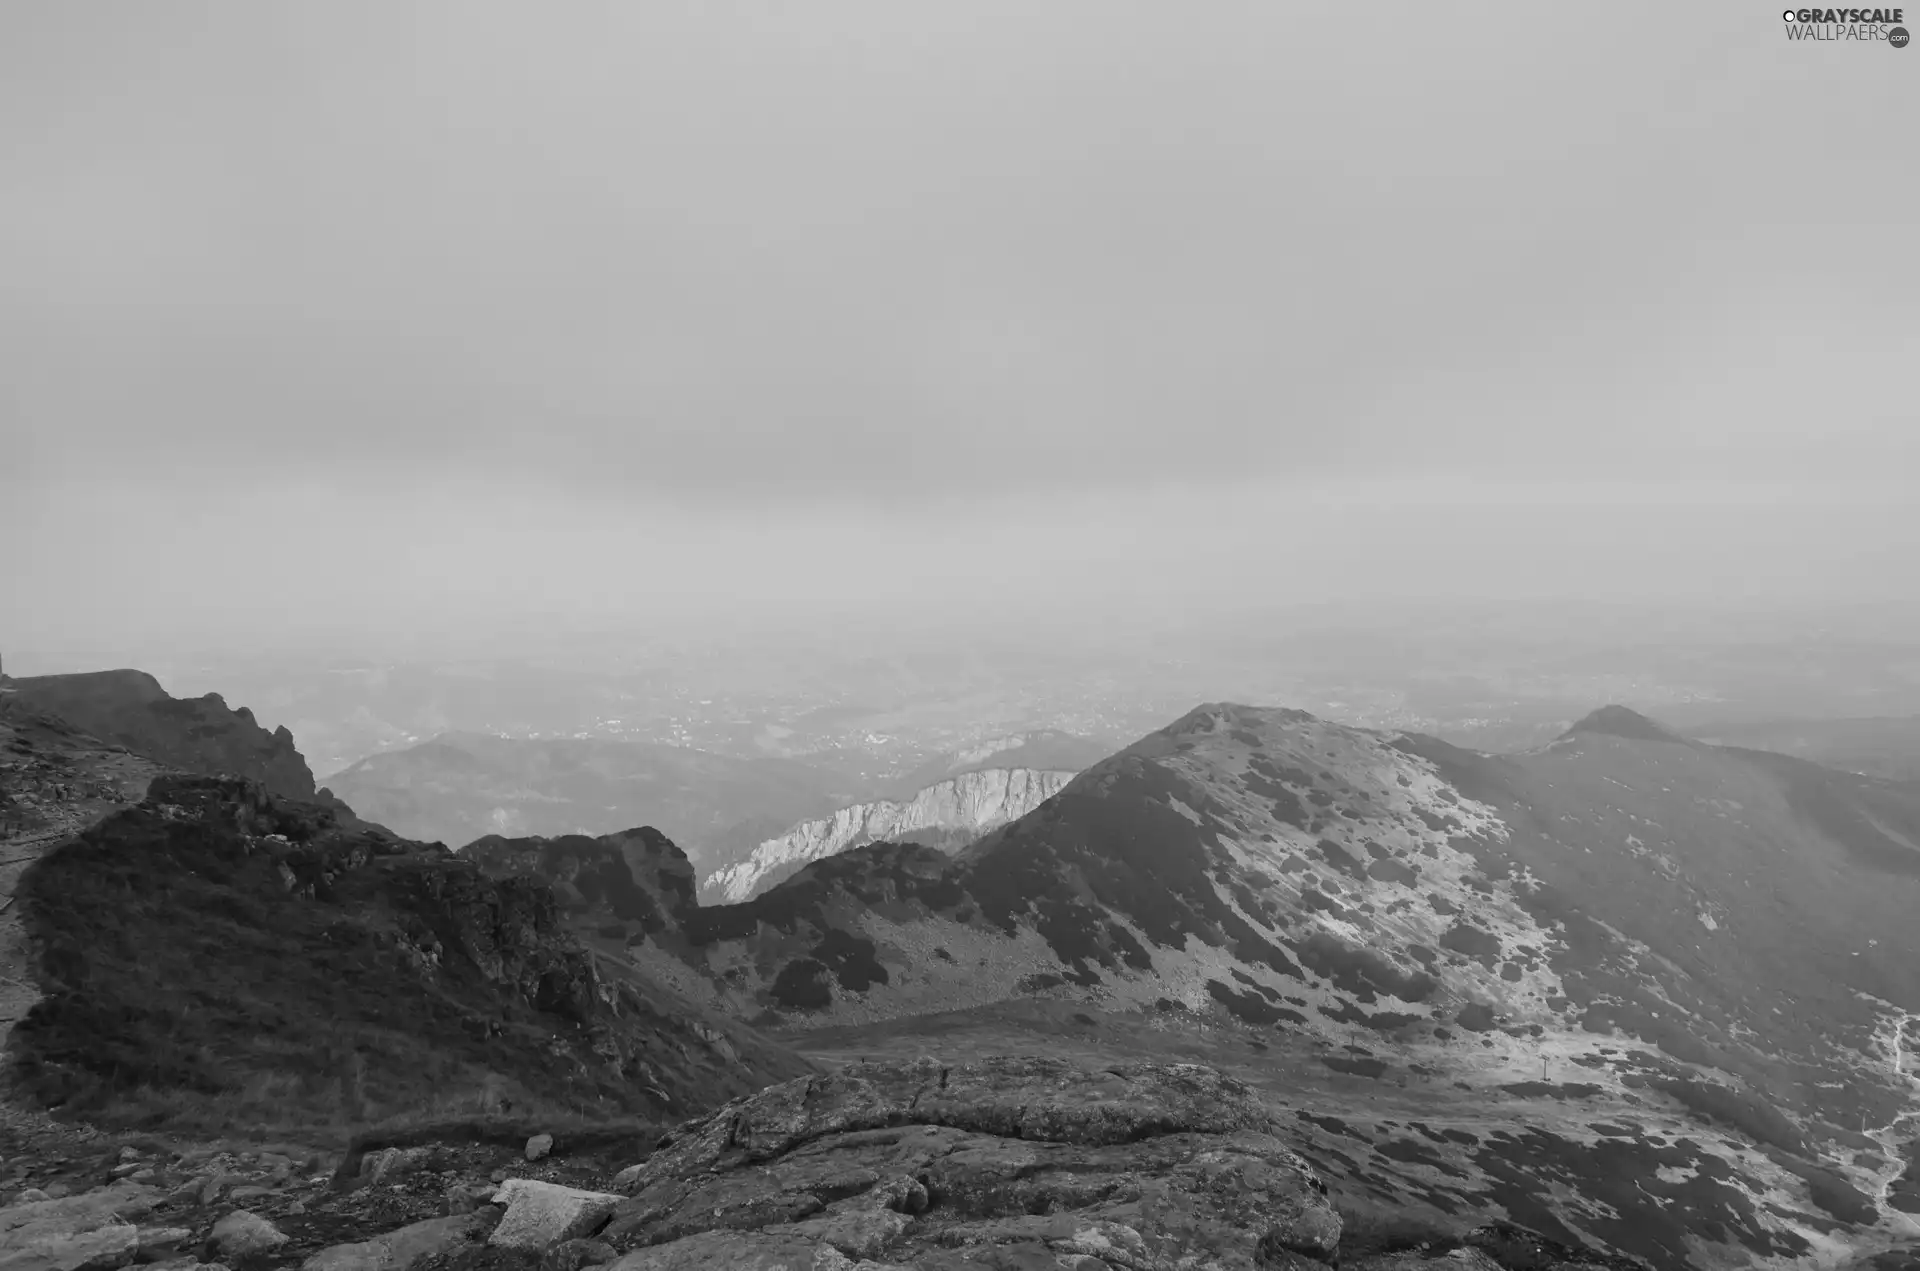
xmin=7 ymin=669 xmax=324 ymax=802
xmin=580 ymin=700 xmax=1920 ymax=1268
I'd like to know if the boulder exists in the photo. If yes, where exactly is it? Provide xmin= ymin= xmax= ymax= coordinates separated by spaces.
xmin=600 ymin=1058 xmax=1341 ymax=1269
xmin=206 ymin=1211 xmax=288 ymax=1261
xmin=0 ymin=1184 xmax=160 ymax=1271
xmin=538 ymin=1238 xmax=617 ymax=1271
xmin=301 ymin=1213 xmax=482 ymax=1271
xmin=524 ymin=1135 xmax=554 ymax=1163
xmin=488 ymin=1182 xmax=621 ymax=1253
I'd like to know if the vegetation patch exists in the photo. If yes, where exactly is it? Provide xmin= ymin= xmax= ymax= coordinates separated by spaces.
xmin=768 ymin=959 xmax=833 ymax=1011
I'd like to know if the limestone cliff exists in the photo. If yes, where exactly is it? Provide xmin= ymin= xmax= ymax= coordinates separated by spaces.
xmin=700 ymin=766 xmax=1073 ymax=903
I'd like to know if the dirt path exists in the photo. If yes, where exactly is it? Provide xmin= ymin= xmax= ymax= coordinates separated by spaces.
xmin=0 ymin=707 xmax=164 ymax=1042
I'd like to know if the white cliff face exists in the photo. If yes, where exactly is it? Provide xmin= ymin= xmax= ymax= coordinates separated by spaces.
xmin=702 ymin=767 xmax=1075 ymax=903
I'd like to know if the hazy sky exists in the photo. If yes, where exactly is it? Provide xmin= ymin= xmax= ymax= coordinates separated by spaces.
xmin=4 ymin=3 xmax=1915 ymax=656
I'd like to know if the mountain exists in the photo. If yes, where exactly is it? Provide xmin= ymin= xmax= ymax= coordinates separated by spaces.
xmin=322 ymin=732 xmax=860 ymax=862
xmin=599 ymin=701 xmax=1920 ymax=1269
xmin=7 ymin=773 xmax=812 ymax=1136
xmin=700 ymin=766 xmax=1075 ymax=903
xmin=7 ymin=669 xmax=322 ymax=801
xmin=1689 ymin=714 xmax=1920 ymax=783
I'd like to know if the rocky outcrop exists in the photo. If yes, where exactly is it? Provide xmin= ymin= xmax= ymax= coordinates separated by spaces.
xmin=464 ymin=828 xmax=698 ymax=936
xmin=8 ymin=775 xmax=813 ymax=1132
xmin=8 ymin=670 xmax=321 ymax=801
xmin=601 ymin=1057 xmax=1343 ymax=1268
xmin=703 ymin=768 xmax=1074 ymax=903
xmin=0 ymin=1079 xmax=1647 ymax=1271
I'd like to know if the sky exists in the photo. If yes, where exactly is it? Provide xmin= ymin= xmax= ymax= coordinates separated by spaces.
xmin=3 ymin=2 xmax=1916 ymax=658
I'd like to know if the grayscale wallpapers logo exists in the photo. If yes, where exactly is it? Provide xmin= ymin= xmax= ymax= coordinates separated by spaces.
xmin=1781 ymin=7 xmax=1910 ymax=42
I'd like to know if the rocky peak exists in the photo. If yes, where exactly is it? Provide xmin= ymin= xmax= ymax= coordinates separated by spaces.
xmin=8 ymin=669 xmax=322 ymax=801
xmin=464 ymin=826 xmax=700 ymax=935
xmin=1559 ymin=705 xmax=1685 ymax=744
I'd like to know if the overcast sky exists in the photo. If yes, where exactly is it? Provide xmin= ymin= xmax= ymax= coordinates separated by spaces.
xmin=4 ymin=2 xmax=1915 ymax=656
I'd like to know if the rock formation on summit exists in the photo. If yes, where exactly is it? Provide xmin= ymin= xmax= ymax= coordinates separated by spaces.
xmin=7 ymin=669 xmax=322 ymax=801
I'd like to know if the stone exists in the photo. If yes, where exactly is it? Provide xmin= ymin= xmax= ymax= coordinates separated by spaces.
xmin=206 ymin=1211 xmax=288 ymax=1261
xmin=538 ymin=1238 xmax=616 ymax=1271
xmin=132 ymin=1227 xmax=190 ymax=1260
xmin=300 ymin=1213 xmax=481 ymax=1271
xmin=225 ymin=1187 xmax=277 ymax=1203
xmin=600 ymin=1059 xmax=1341 ymax=1269
xmin=0 ymin=1183 xmax=159 ymax=1271
xmin=488 ymin=1181 xmax=621 ymax=1253
xmin=524 ymin=1135 xmax=554 ymax=1163
xmin=358 ymin=1149 xmax=437 ymax=1187
xmin=602 ymin=1230 xmax=850 ymax=1271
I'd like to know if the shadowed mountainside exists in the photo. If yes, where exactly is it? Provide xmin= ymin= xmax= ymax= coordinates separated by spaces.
xmin=8 ymin=774 xmax=812 ymax=1137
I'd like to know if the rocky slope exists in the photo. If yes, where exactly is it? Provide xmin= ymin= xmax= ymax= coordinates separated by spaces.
xmin=605 ymin=702 xmax=1920 ymax=1268
xmin=0 ymin=1054 xmax=1669 ymax=1271
xmin=324 ymin=733 xmax=858 ymax=864
xmin=7 ymin=670 xmax=322 ymax=801
xmin=702 ymin=767 xmax=1075 ymax=903
xmin=7 ymin=774 xmax=813 ymax=1135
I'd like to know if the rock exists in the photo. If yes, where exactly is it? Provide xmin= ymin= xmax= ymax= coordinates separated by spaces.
xmin=206 ymin=1211 xmax=287 ymax=1261
xmin=11 ymin=1194 xmax=49 ymax=1206
xmin=538 ymin=1238 xmax=616 ymax=1271
xmin=524 ymin=1136 xmax=553 ymax=1163
xmin=359 ymin=1149 xmax=438 ymax=1188
xmin=601 ymin=1231 xmax=859 ymax=1271
xmin=133 ymin=1227 xmax=190 ymax=1260
xmin=300 ymin=1213 xmax=482 ymax=1271
xmin=488 ymin=1181 xmax=621 ymax=1253
xmin=601 ymin=1058 xmax=1341 ymax=1269
xmin=0 ymin=1183 xmax=159 ymax=1271
xmin=0 ymin=1220 xmax=139 ymax=1271
xmin=224 ymin=1187 xmax=277 ymax=1204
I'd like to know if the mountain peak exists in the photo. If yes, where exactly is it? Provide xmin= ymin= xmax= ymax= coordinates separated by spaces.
xmin=1560 ymin=705 xmax=1684 ymax=744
